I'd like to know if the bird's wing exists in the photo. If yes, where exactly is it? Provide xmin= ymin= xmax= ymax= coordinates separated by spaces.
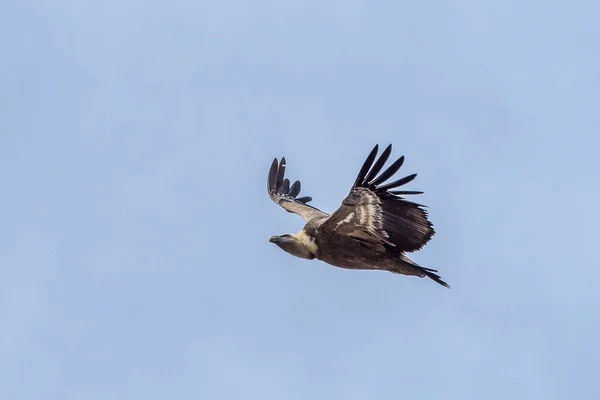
xmin=319 ymin=144 xmax=434 ymax=252
xmin=267 ymin=157 xmax=329 ymax=222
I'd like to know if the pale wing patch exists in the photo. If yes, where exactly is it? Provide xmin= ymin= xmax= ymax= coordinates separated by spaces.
xmin=280 ymin=200 xmax=327 ymax=222
xmin=335 ymin=212 xmax=355 ymax=229
xmin=354 ymin=189 xmax=390 ymax=240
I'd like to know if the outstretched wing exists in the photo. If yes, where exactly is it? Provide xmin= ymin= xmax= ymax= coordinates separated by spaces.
xmin=320 ymin=144 xmax=434 ymax=252
xmin=267 ymin=157 xmax=329 ymax=222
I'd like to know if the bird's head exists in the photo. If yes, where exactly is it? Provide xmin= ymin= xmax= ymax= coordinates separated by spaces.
xmin=269 ymin=233 xmax=316 ymax=260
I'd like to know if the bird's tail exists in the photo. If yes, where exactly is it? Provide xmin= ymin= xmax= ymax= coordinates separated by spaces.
xmin=398 ymin=254 xmax=450 ymax=288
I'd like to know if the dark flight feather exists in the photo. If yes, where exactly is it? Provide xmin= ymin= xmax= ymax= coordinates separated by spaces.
xmin=275 ymin=157 xmax=286 ymax=193
xmin=353 ymin=145 xmax=379 ymax=188
xmin=268 ymin=158 xmax=278 ymax=194
xmin=289 ymin=180 xmax=301 ymax=197
xmin=389 ymin=190 xmax=423 ymax=195
xmin=363 ymin=144 xmax=392 ymax=185
xmin=282 ymin=178 xmax=290 ymax=194
xmin=378 ymin=196 xmax=435 ymax=251
xmin=370 ymin=156 xmax=405 ymax=187
xmin=376 ymin=173 xmax=417 ymax=192
xmin=295 ymin=196 xmax=312 ymax=203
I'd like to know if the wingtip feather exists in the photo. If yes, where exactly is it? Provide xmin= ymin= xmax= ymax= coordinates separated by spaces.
xmin=353 ymin=144 xmax=380 ymax=188
xmin=275 ymin=157 xmax=286 ymax=192
xmin=289 ymin=180 xmax=301 ymax=197
xmin=377 ymin=173 xmax=417 ymax=191
xmin=268 ymin=158 xmax=279 ymax=193
xmin=389 ymin=190 xmax=424 ymax=196
xmin=295 ymin=196 xmax=312 ymax=204
xmin=370 ymin=155 xmax=405 ymax=187
xmin=282 ymin=178 xmax=290 ymax=194
xmin=364 ymin=144 xmax=393 ymax=185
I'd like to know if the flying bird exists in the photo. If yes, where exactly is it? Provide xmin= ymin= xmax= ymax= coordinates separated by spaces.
xmin=267 ymin=144 xmax=449 ymax=288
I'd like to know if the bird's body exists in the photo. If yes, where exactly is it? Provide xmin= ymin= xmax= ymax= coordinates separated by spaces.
xmin=267 ymin=144 xmax=449 ymax=288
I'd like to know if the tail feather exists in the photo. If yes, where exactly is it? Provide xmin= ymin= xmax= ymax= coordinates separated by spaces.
xmin=398 ymin=254 xmax=450 ymax=288
xmin=421 ymin=269 xmax=450 ymax=288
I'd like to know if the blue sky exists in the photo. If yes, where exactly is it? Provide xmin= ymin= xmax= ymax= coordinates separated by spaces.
xmin=2 ymin=1 xmax=599 ymax=399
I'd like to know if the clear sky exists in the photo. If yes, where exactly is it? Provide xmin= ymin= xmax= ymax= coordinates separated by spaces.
xmin=2 ymin=1 xmax=599 ymax=399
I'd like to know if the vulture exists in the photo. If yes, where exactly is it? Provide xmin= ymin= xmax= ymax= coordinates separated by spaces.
xmin=267 ymin=144 xmax=449 ymax=288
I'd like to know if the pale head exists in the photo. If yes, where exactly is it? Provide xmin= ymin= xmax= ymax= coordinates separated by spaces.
xmin=268 ymin=232 xmax=317 ymax=260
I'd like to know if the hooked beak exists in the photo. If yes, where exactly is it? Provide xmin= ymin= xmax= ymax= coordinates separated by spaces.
xmin=269 ymin=236 xmax=280 ymax=243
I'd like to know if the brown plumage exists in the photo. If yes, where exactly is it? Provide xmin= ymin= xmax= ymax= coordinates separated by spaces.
xmin=267 ymin=144 xmax=449 ymax=288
